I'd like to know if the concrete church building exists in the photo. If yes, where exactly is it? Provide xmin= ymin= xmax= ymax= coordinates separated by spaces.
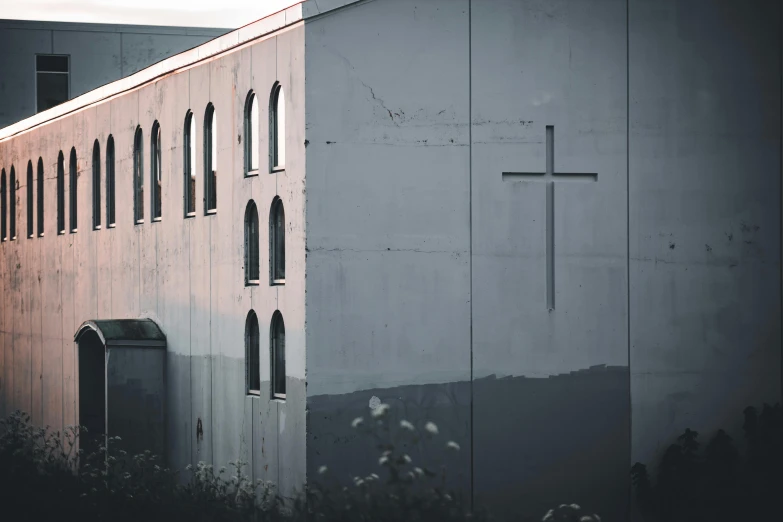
xmin=0 ymin=0 xmax=781 ymax=520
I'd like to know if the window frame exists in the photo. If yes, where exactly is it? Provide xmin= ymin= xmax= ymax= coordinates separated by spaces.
xmin=269 ymin=83 xmax=285 ymax=173
xmin=69 ymin=147 xmax=77 ymax=233
xmin=244 ymin=91 xmax=259 ymax=176
xmin=92 ymin=140 xmax=101 ymax=230
xmin=151 ymin=121 xmax=162 ymax=222
xmin=57 ymin=151 xmax=65 ymax=235
xmin=35 ymin=54 xmax=70 ymax=114
xmin=106 ymin=135 xmax=115 ymax=228
xmin=27 ymin=161 xmax=34 ymax=238
xmin=203 ymin=103 xmax=217 ymax=215
xmin=37 ymin=158 xmax=44 ymax=237
xmin=269 ymin=196 xmax=285 ymax=285
xmin=245 ymin=200 xmax=260 ymax=285
xmin=9 ymin=166 xmax=16 ymax=240
xmin=1 ymin=168 xmax=6 ymax=242
xmin=133 ymin=126 xmax=144 ymax=224
xmin=183 ymin=110 xmax=196 ymax=218
xmin=246 ymin=310 xmax=261 ymax=396
xmin=270 ymin=311 xmax=286 ymax=400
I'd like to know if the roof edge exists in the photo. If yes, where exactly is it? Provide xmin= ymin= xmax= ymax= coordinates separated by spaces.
xmin=0 ymin=1 xmax=307 ymax=142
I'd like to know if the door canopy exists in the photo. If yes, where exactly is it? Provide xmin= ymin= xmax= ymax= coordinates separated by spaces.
xmin=74 ymin=319 xmax=166 ymax=347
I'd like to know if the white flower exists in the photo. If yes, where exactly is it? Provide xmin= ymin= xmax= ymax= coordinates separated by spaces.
xmin=425 ymin=421 xmax=439 ymax=435
xmin=318 ymin=465 xmax=328 ymax=475
xmin=570 ymin=504 xmax=581 ymax=511
xmin=402 ymin=454 xmax=412 ymax=464
xmin=381 ymin=449 xmax=392 ymax=457
xmin=354 ymin=479 xmax=364 ymax=487
xmin=370 ymin=473 xmax=379 ymax=480
xmin=407 ymin=471 xmax=416 ymax=480
xmin=371 ymin=403 xmax=390 ymax=418
xmin=400 ymin=420 xmax=415 ymax=431
xmin=378 ymin=456 xmax=389 ymax=466
xmin=446 ymin=441 xmax=460 ymax=451
xmin=351 ymin=417 xmax=364 ymax=428
xmin=413 ymin=467 xmax=424 ymax=476
xmin=444 ymin=493 xmax=452 ymax=501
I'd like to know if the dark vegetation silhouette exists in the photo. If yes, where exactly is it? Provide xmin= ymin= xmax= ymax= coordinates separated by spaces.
xmin=631 ymin=403 xmax=782 ymax=522
xmin=0 ymin=405 xmax=601 ymax=522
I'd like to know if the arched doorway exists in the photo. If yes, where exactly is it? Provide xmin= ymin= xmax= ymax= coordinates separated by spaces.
xmin=74 ymin=319 xmax=167 ymax=460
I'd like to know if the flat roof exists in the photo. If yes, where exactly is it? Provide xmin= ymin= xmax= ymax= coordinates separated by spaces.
xmin=0 ymin=0 xmax=361 ymax=142
xmin=0 ymin=18 xmax=228 ymax=36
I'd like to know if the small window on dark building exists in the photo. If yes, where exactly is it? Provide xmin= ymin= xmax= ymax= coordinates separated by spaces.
xmin=9 ymin=166 xmax=17 ymax=240
xmin=246 ymin=310 xmax=260 ymax=396
xmin=106 ymin=136 xmax=115 ymax=227
xmin=184 ymin=111 xmax=196 ymax=217
xmin=27 ymin=161 xmax=34 ymax=238
xmin=269 ymin=197 xmax=285 ymax=285
xmin=37 ymin=158 xmax=44 ymax=237
xmin=151 ymin=121 xmax=162 ymax=221
xmin=57 ymin=151 xmax=65 ymax=234
xmin=1 ymin=169 xmax=6 ymax=241
xmin=92 ymin=140 xmax=101 ymax=229
xmin=36 ymin=55 xmax=69 ymax=113
xmin=204 ymin=103 xmax=217 ymax=214
xmin=270 ymin=311 xmax=286 ymax=400
xmin=69 ymin=147 xmax=77 ymax=232
xmin=245 ymin=201 xmax=259 ymax=285
xmin=134 ymin=126 xmax=144 ymax=224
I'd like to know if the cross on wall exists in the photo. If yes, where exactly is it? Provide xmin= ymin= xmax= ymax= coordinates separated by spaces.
xmin=502 ymin=125 xmax=597 ymax=311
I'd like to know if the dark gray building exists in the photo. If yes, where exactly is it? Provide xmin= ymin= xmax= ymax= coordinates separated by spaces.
xmin=0 ymin=19 xmax=227 ymax=128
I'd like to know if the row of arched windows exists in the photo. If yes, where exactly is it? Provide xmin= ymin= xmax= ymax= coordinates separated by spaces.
xmin=244 ymin=198 xmax=285 ymax=286
xmin=245 ymin=309 xmax=286 ymax=399
xmin=0 ymin=83 xmax=286 ymax=241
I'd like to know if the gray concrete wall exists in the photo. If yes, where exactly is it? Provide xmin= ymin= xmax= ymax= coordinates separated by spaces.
xmin=0 ymin=22 xmax=306 ymax=498
xmin=0 ymin=20 xmax=227 ymax=129
xmin=304 ymin=1 xmax=781 ymax=521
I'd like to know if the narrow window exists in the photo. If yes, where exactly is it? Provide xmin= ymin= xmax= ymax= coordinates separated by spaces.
xmin=270 ymin=83 xmax=285 ymax=172
xmin=92 ymin=140 xmax=101 ymax=229
xmin=57 ymin=151 xmax=65 ymax=234
xmin=36 ymin=55 xmax=69 ymax=113
xmin=27 ymin=161 xmax=34 ymax=238
xmin=269 ymin=197 xmax=285 ymax=285
xmin=204 ymin=103 xmax=217 ymax=213
xmin=245 ymin=201 xmax=259 ymax=285
xmin=246 ymin=310 xmax=260 ymax=396
xmin=1 ymin=169 xmax=6 ymax=241
xmin=69 ymin=147 xmax=77 ymax=232
xmin=37 ymin=158 xmax=44 ymax=237
xmin=151 ymin=121 xmax=162 ymax=221
xmin=9 ymin=166 xmax=16 ymax=240
xmin=133 ymin=126 xmax=144 ymax=224
xmin=244 ymin=91 xmax=259 ymax=175
xmin=183 ymin=111 xmax=196 ymax=216
xmin=270 ymin=311 xmax=286 ymax=400
xmin=106 ymin=136 xmax=115 ymax=227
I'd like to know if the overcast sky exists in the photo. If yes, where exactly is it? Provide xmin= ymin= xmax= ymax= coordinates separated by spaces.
xmin=0 ymin=0 xmax=298 ymax=29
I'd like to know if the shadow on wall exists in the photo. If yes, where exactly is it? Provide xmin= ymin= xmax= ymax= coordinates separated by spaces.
xmin=307 ymin=364 xmax=630 ymax=522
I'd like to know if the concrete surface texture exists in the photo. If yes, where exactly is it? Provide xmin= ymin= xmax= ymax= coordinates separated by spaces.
xmin=0 ymin=0 xmax=781 ymax=521
xmin=0 ymin=19 xmax=228 ymax=129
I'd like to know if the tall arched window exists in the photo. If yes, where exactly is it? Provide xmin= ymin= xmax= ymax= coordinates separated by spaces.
xmin=27 ymin=161 xmax=34 ymax=238
xmin=57 ymin=151 xmax=65 ymax=234
xmin=37 ymin=158 xmax=44 ymax=236
xmin=184 ymin=110 xmax=196 ymax=216
xmin=69 ymin=148 xmax=77 ymax=232
xmin=1 ymin=169 xmax=6 ymax=241
xmin=204 ymin=103 xmax=217 ymax=213
xmin=151 ymin=121 xmax=162 ymax=220
xmin=133 ymin=126 xmax=144 ymax=223
xmin=106 ymin=135 xmax=115 ymax=227
xmin=9 ymin=166 xmax=16 ymax=240
xmin=92 ymin=140 xmax=101 ymax=229
xmin=270 ymin=311 xmax=286 ymax=399
xmin=270 ymin=83 xmax=285 ymax=172
xmin=245 ymin=201 xmax=259 ymax=285
xmin=245 ymin=310 xmax=260 ymax=395
xmin=269 ymin=197 xmax=285 ymax=285
xmin=244 ymin=91 xmax=259 ymax=175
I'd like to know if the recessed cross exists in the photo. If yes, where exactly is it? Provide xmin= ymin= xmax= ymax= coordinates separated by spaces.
xmin=502 ymin=125 xmax=597 ymax=310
